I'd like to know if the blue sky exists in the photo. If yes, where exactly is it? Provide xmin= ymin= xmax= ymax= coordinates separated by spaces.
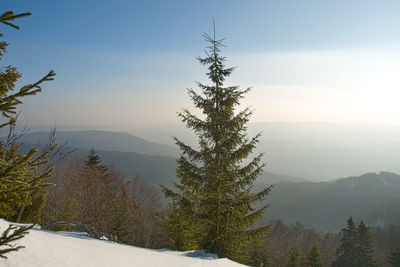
xmin=2 ymin=1 xmax=400 ymax=129
xmin=5 ymin=0 xmax=400 ymax=52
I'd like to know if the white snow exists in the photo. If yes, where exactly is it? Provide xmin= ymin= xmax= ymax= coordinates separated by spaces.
xmin=0 ymin=219 xmax=246 ymax=267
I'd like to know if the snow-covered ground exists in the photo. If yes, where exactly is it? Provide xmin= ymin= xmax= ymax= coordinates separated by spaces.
xmin=0 ymin=220 xmax=246 ymax=267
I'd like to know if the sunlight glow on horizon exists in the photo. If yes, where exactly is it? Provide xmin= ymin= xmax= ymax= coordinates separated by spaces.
xmin=16 ymin=45 xmax=400 ymax=128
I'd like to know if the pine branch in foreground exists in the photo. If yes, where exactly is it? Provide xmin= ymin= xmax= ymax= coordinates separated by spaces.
xmin=0 ymin=224 xmax=31 ymax=259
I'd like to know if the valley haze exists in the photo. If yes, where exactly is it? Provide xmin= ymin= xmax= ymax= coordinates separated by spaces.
xmin=16 ymin=121 xmax=400 ymax=181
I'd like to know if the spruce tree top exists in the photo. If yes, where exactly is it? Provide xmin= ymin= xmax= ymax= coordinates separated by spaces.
xmin=86 ymin=147 xmax=101 ymax=166
xmin=85 ymin=147 xmax=108 ymax=173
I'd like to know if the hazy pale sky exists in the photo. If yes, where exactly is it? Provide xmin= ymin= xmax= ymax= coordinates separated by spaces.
xmin=2 ymin=0 xmax=400 ymax=129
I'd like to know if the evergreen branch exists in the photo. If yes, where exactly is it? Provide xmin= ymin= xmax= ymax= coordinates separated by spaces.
xmin=0 ymin=71 xmax=56 ymax=124
xmin=174 ymin=137 xmax=203 ymax=161
xmin=0 ymin=223 xmax=32 ymax=259
xmin=176 ymin=156 xmax=204 ymax=188
xmin=246 ymin=224 xmax=273 ymax=239
xmin=178 ymin=108 xmax=208 ymax=134
xmin=251 ymin=185 xmax=273 ymax=203
xmin=243 ymin=205 xmax=270 ymax=226
xmin=0 ymin=11 xmax=32 ymax=36
xmin=160 ymin=184 xmax=181 ymax=200
xmin=234 ymin=161 xmax=266 ymax=189
xmin=230 ymin=133 xmax=261 ymax=162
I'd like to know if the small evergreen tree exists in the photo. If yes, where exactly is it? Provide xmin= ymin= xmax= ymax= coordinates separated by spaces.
xmin=304 ymin=244 xmax=324 ymax=267
xmin=86 ymin=147 xmax=101 ymax=166
xmin=332 ymin=217 xmax=358 ymax=267
xmin=249 ymin=243 xmax=272 ymax=267
xmin=161 ymin=21 xmax=272 ymax=263
xmin=161 ymin=199 xmax=200 ymax=251
xmin=109 ymin=185 xmax=131 ymax=243
xmin=250 ymin=251 xmax=271 ymax=267
xmin=85 ymin=147 xmax=107 ymax=172
xmin=389 ymin=245 xmax=400 ymax=267
xmin=357 ymin=220 xmax=377 ymax=267
xmin=0 ymin=10 xmax=56 ymax=258
xmin=286 ymin=246 xmax=300 ymax=267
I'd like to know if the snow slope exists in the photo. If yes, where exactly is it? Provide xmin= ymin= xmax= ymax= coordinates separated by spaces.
xmin=0 ymin=220 xmax=246 ymax=267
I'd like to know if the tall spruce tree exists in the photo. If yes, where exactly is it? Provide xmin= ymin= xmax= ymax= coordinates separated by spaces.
xmin=357 ymin=220 xmax=377 ymax=267
xmin=332 ymin=217 xmax=358 ymax=267
xmin=332 ymin=217 xmax=377 ymax=267
xmin=0 ymin=10 xmax=56 ymax=258
xmin=161 ymin=21 xmax=272 ymax=263
xmin=389 ymin=245 xmax=400 ymax=267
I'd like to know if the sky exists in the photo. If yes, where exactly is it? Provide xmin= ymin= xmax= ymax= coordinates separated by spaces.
xmin=2 ymin=0 xmax=400 ymax=130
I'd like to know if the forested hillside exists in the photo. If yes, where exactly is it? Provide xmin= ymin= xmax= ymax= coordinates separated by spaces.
xmin=265 ymin=172 xmax=400 ymax=231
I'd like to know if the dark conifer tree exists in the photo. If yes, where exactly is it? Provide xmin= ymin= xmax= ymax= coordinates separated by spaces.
xmin=332 ymin=217 xmax=358 ymax=267
xmin=249 ymin=243 xmax=272 ymax=267
xmin=286 ymin=246 xmax=300 ymax=267
xmin=304 ymin=244 xmax=324 ymax=267
xmin=161 ymin=198 xmax=200 ymax=251
xmin=161 ymin=21 xmax=272 ymax=263
xmin=85 ymin=147 xmax=107 ymax=172
xmin=357 ymin=220 xmax=377 ymax=267
xmin=389 ymin=245 xmax=400 ymax=267
xmin=109 ymin=185 xmax=131 ymax=243
xmin=86 ymin=147 xmax=101 ymax=166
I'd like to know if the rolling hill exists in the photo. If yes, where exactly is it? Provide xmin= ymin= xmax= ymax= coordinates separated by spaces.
xmin=21 ymin=130 xmax=178 ymax=157
xmin=18 ymin=130 xmax=307 ymax=187
xmin=262 ymin=172 xmax=400 ymax=231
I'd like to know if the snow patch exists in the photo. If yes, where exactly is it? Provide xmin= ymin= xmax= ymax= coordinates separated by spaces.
xmin=0 ymin=219 xmax=246 ymax=267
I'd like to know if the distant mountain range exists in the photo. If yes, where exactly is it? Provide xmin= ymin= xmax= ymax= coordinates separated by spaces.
xmin=133 ymin=122 xmax=400 ymax=180
xmin=14 ymin=122 xmax=400 ymax=180
xmin=261 ymin=172 xmax=400 ymax=231
xmin=21 ymin=130 xmax=178 ymax=157
xmin=18 ymin=130 xmax=304 ymax=188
